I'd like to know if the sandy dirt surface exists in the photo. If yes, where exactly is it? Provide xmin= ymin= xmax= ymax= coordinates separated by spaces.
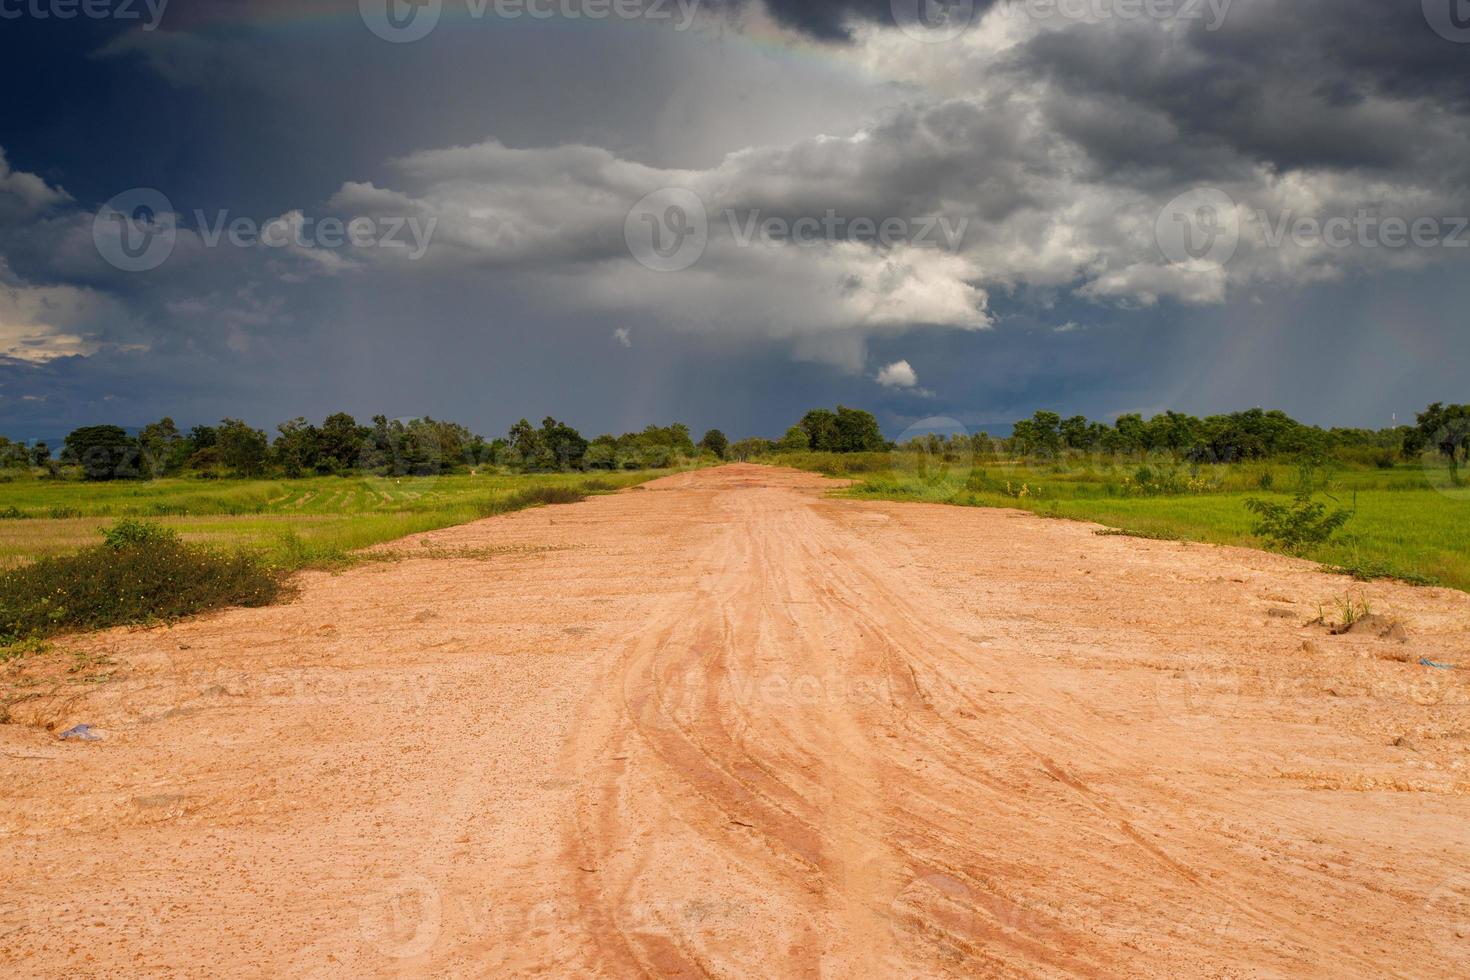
xmin=2 ymin=464 xmax=1469 ymax=977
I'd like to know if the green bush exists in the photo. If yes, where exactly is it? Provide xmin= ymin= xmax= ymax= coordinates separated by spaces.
xmin=1244 ymin=489 xmax=1352 ymax=555
xmin=0 ymin=521 xmax=283 ymax=643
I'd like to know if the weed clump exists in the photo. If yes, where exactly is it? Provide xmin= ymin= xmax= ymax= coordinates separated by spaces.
xmin=0 ymin=520 xmax=282 ymax=644
xmin=481 ymin=486 xmax=587 ymax=517
xmin=1244 ymin=488 xmax=1351 ymax=554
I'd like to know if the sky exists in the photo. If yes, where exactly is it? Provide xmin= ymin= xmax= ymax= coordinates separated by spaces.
xmin=0 ymin=0 xmax=1467 ymax=444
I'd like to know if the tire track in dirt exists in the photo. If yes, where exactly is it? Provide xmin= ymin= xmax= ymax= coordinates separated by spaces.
xmin=3 ymin=464 xmax=1468 ymax=977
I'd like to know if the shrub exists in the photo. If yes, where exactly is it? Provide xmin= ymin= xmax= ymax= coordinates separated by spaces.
xmin=1244 ymin=489 xmax=1352 ymax=554
xmin=478 ymin=486 xmax=588 ymax=518
xmin=102 ymin=517 xmax=177 ymax=549
xmin=0 ymin=521 xmax=283 ymax=643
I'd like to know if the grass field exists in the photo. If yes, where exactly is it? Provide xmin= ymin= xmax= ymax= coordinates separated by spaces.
xmin=772 ymin=452 xmax=1470 ymax=592
xmin=0 ymin=470 xmax=666 ymax=571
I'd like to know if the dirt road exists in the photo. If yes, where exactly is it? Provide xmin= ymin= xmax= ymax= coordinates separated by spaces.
xmin=3 ymin=465 xmax=1468 ymax=977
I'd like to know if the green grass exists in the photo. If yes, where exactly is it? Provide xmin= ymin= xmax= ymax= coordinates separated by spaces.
xmin=768 ymin=452 xmax=1470 ymax=592
xmin=0 ymin=469 xmax=666 ymax=571
xmin=1 ymin=521 xmax=285 ymax=646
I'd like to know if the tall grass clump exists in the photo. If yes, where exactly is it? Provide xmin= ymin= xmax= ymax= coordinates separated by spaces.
xmin=0 ymin=519 xmax=282 ymax=644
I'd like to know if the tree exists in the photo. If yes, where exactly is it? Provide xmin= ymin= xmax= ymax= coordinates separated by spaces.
xmin=1060 ymin=415 xmax=1093 ymax=451
xmin=63 ymin=425 xmax=140 ymax=481
xmin=317 ymin=412 xmax=366 ymax=473
xmin=216 ymin=418 xmax=269 ymax=475
xmin=728 ymin=437 xmax=772 ymax=460
xmin=799 ymin=409 xmax=840 ymax=452
xmin=700 ymin=429 xmax=729 ymax=459
xmin=539 ymin=417 xmax=588 ymax=470
xmin=1407 ymin=402 xmax=1470 ymax=480
xmin=137 ymin=417 xmax=185 ymax=476
xmin=273 ymin=417 xmax=320 ymax=477
xmin=833 ymin=406 xmax=886 ymax=452
xmin=1012 ymin=410 xmax=1061 ymax=457
xmin=777 ymin=425 xmax=810 ymax=452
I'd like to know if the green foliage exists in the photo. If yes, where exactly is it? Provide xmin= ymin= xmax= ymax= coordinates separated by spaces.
xmin=102 ymin=518 xmax=177 ymax=550
xmin=699 ymin=429 xmax=729 ymax=459
xmin=62 ymin=425 xmax=141 ymax=481
xmin=777 ymin=426 xmax=810 ymax=452
xmin=216 ymin=418 xmax=270 ymax=475
xmin=1405 ymin=402 xmax=1470 ymax=480
xmin=794 ymin=406 xmax=885 ymax=453
xmin=1242 ymin=488 xmax=1352 ymax=554
xmin=0 ymin=520 xmax=282 ymax=644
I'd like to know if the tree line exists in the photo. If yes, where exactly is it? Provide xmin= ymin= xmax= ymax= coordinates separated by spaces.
xmin=1 ymin=415 xmax=734 ymax=482
xmin=2 ymin=401 xmax=1463 ymax=481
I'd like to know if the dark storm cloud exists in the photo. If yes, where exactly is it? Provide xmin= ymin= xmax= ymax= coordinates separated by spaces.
xmin=1 ymin=0 xmax=1467 ymax=441
xmin=1008 ymin=0 xmax=1470 ymax=180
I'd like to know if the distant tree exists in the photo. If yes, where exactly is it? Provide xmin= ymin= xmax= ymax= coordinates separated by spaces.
xmin=1012 ymin=410 xmax=1062 ymax=457
xmin=1406 ymin=402 xmax=1470 ymax=480
xmin=273 ymin=417 xmax=320 ymax=477
xmin=29 ymin=441 xmax=50 ymax=467
xmin=799 ymin=409 xmax=840 ymax=452
xmin=0 ymin=436 xmax=27 ymax=469
xmin=63 ymin=425 xmax=141 ymax=481
xmin=700 ymin=429 xmax=729 ymax=459
xmin=777 ymin=425 xmax=810 ymax=452
xmin=833 ymin=406 xmax=886 ymax=452
xmin=187 ymin=425 xmax=218 ymax=455
xmin=138 ymin=417 xmax=186 ymax=476
xmin=507 ymin=419 xmax=544 ymax=469
xmin=1060 ymin=415 xmax=1093 ymax=451
xmin=539 ymin=417 xmax=588 ymax=470
xmin=216 ymin=418 xmax=269 ymax=475
xmin=317 ymin=412 xmax=366 ymax=473
xmin=585 ymin=436 xmax=618 ymax=470
xmin=728 ymin=437 xmax=773 ymax=460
